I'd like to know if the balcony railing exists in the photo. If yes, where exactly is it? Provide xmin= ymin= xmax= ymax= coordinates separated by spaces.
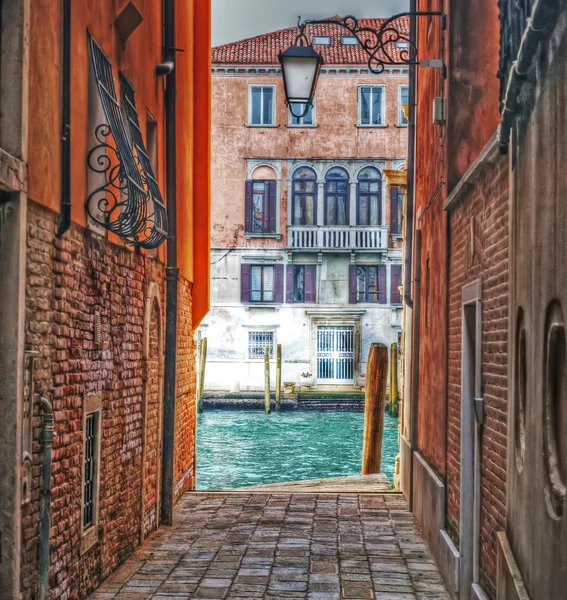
xmin=288 ymin=226 xmax=388 ymax=250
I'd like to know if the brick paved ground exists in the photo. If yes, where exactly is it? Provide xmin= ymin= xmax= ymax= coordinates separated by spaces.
xmin=89 ymin=492 xmax=450 ymax=600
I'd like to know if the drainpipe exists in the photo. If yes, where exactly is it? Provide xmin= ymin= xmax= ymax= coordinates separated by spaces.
xmin=161 ymin=0 xmax=178 ymax=527
xmin=38 ymin=395 xmax=54 ymax=600
xmin=409 ymin=227 xmax=421 ymax=511
xmin=56 ymin=0 xmax=71 ymax=239
xmin=403 ymin=0 xmax=417 ymax=309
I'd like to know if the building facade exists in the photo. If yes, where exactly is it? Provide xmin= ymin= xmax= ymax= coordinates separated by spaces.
xmin=0 ymin=0 xmax=211 ymax=598
xmin=204 ymin=20 xmax=408 ymax=391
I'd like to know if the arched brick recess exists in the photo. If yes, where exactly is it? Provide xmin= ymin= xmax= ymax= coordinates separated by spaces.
xmin=141 ymin=282 xmax=164 ymax=539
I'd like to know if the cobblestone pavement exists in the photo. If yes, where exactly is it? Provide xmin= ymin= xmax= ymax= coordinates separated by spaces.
xmin=90 ymin=492 xmax=450 ymax=600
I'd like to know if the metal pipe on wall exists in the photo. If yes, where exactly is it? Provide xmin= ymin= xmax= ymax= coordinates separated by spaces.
xmin=403 ymin=0 xmax=417 ymax=309
xmin=160 ymin=0 xmax=178 ymax=527
xmin=38 ymin=395 xmax=54 ymax=600
xmin=56 ymin=0 xmax=71 ymax=239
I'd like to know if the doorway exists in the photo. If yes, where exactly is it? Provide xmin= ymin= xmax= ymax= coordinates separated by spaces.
xmin=460 ymin=280 xmax=483 ymax=600
xmin=316 ymin=325 xmax=355 ymax=384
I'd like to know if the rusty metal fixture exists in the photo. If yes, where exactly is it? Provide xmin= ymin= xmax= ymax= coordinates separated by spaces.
xmin=94 ymin=310 xmax=102 ymax=348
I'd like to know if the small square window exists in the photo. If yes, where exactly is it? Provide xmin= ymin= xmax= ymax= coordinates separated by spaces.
xmin=249 ymin=85 xmax=275 ymax=126
xmin=248 ymin=331 xmax=274 ymax=359
xmin=359 ymin=86 xmax=385 ymax=126
xmin=313 ymin=36 xmax=330 ymax=45
xmin=398 ymin=85 xmax=409 ymax=126
xmin=342 ymin=36 xmax=358 ymax=45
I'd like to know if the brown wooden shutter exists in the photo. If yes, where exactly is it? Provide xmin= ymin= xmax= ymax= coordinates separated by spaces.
xmin=349 ymin=265 xmax=357 ymax=304
xmin=241 ymin=264 xmax=251 ymax=303
xmin=390 ymin=264 xmax=402 ymax=304
xmin=274 ymin=264 xmax=284 ymax=303
xmin=304 ymin=265 xmax=317 ymax=303
xmin=267 ymin=180 xmax=277 ymax=233
xmin=378 ymin=264 xmax=387 ymax=304
xmin=390 ymin=187 xmax=398 ymax=233
xmin=245 ymin=180 xmax=253 ymax=233
xmin=286 ymin=265 xmax=294 ymax=303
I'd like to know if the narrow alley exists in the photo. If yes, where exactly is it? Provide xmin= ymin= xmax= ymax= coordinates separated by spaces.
xmin=89 ymin=492 xmax=449 ymax=600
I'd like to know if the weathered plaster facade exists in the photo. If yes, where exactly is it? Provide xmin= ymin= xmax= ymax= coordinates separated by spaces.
xmin=206 ymin=22 xmax=408 ymax=391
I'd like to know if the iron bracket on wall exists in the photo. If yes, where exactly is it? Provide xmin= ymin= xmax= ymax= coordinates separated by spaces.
xmin=297 ymin=11 xmax=446 ymax=74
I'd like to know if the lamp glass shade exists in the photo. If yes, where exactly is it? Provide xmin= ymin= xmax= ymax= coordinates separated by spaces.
xmin=278 ymin=45 xmax=323 ymax=106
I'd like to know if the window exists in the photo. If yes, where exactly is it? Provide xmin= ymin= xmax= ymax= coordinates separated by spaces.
xmin=325 ymin=167 xmax=349 ymax=226
xmin=286 ymin=265 xmax=317 ymax=303
xmin=313 ymin=35 xmax=331 ymax=45
xmin=349 ymin=265 xmax=386 ymax=304
xmin=357 ymin=167 xmax=382 ymax=226
xmin=249 ymin=85 xmax=275 ymax=126
xmin=81 ymin=394 xmax=101 ymax=553
xmin=359 ymin=85 xmax=385 ymax=126
xmin=292 ymin=167 xmax=317 ymax=225
xmin=390 ymin=186 xmax=404 ymax=234
xmin=342 ymin=36 xmax=358 ymax=45
xmin=289 ymin=99 xmax=315 ymax=126
xmin=390 ymin=264 xmax=403 ymax=304
xmin=241 ymin=264 xmax=284 ymax=303
xmin=398 ymin=85 xmax=409 ymax=126
xmin=245 ymin=180 xmax=277 ymax=233
xmin=396 ymin=41 xmax=409 ymax=48
xmin=248 ymin=331 xmax=274 ymax=359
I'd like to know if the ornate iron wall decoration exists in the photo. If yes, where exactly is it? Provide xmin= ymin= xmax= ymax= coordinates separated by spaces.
xmin=120 ymin=74 xmax=168 ymax=249
xmin=296 ymin=12 xmax=444 ymax=74
xmin=86 ymin=34 xmax=168 ymax=249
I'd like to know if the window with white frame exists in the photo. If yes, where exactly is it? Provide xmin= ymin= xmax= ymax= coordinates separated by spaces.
xmin=398 ymin=85 xmax=409 ymax=126
xmin=248 ymin=331 xmax=275 ymax=359
xmin=313 ymin=36 xmax=331 ymax=45
xmin=249 ymin=85 xmax=275 ymax=126
xmin=289 ymin=97 xmax=315 ymax=126
xmin=359 ymin=85 xmax=385 ymax=126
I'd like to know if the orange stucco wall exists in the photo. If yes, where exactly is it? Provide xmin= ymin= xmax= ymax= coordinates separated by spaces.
xmin=27 ymin=0 xmax=211 ymax=302
xmin=211 ymin=71 xmax=408 ymax=249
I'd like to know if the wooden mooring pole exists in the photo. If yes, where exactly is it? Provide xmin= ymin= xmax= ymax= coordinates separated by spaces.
xmin=361 ymin=343 xmax=389 ymax=475
xmin=197 ymin=337 xmax=207 ymax=413
xmin=264 ymin=346 xmax=271 ymax=415
xmin=275 ymin=344 xmax=282 ymax=411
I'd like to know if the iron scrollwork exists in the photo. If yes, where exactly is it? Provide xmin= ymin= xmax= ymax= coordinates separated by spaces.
xmin=296 ymin=12 xmax=444 ymax=74
xmin=86 ymin=34 xmax=167 ymax=249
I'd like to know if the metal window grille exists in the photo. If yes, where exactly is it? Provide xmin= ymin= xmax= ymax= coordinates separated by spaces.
xmin=83 ymin=412 xmax=97 ymax=529
xmin=119 ymin=73 xmax=168 ymax=248
xmin=248 ymin=331 xmax=274 ymax=359
xmin=317 ymin=326 xmax=355 ymax=382
xmin=86 ymin=34 xmax=157 ymax=246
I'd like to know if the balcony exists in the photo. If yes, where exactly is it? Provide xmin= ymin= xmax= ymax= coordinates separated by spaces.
xmin=288 ymin=226 xmax=388 ymax=251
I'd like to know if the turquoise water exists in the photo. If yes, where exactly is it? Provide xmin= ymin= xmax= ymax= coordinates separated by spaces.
xmin=196 ymin=410 xmax=399 ymax=490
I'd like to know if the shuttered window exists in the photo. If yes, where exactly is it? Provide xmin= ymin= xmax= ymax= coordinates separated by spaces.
xmin=241 ymin=264 xmax=284 ymax=303
xmin=286 ymin=265 xmax=317 ymax=303
xmin=390 ymin=187 xmax=404 ymax=234
xmin=245 ymin=180 xmax=277 ymax=234
xmin=349 ymin=264 xmax=387 ymax=304
xmin=390 ymin=264 xmax=403 ymax=304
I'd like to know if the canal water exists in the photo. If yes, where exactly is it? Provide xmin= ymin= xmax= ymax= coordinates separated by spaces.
xmin=196 ymin=410 xmax=399 ymax=490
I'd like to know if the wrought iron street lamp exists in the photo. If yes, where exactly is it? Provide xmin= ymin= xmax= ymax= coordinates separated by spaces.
xmin=278 ymin=41 xmax=324 ymax=119
xmin=279 ymin=13 xmax=445 ymax=115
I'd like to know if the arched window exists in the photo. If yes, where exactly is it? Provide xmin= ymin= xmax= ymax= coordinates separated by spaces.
xmin=245 ymin=166 xmax=277 ymax=234
xmin=325 ymin=167 xmax=349 ymax=226
xmin=292 ymin=167 xmax=317 ymax=226
xmin=357 ymin=167 xmax=382 ymax=226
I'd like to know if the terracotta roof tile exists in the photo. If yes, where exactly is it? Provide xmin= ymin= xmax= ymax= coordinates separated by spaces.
xmin=212 ymin=16 xmax=409 ymax=66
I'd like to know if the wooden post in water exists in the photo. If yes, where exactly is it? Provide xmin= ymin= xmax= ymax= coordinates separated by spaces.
xmin=275 ymin=344 xmax=282 ymax=411
xmin=197 ymin=337 xmax=207 ymax=413
xmin=390 ymin=342 xmax=398 ymax=414
xmin=361 ymin=343 xmax=388 ymax=475
xmin=264 ymin=346 xmax=271 ymax=414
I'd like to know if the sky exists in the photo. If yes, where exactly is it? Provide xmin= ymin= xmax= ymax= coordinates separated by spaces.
xmin=212 ymin=0 xmax=409 ymax=46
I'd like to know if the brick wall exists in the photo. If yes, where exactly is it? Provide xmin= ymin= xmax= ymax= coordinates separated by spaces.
xmin=447 ymin=152 xmax=508 ymax=598
xmin=22 ymin=201 xmax=196 ymax=599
